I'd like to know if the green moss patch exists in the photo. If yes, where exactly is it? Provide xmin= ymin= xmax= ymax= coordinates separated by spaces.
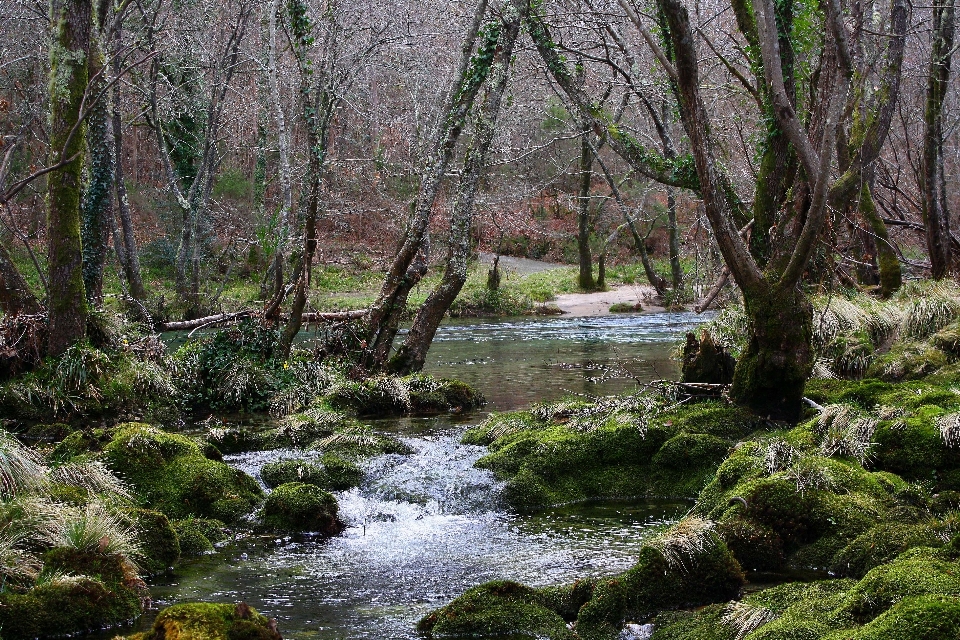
xmin=103 ymin=423 xmax=263 ymax=523
xmin=134 ymin=602 xmax=281 ymax=640
xmin=259 ymin=482 xmax=344 ymax=535
xmin=260 ymin=454 xmax=362 ymax=491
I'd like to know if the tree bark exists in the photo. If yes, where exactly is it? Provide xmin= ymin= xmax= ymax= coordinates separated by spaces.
xmin=922 ymin=0 xmax=955 ymax=279
xmin=577 ymin=118 xmax=595 ymax=290
xmin=80 ymin=12 xmax=112 ymax=307
xmin=389 ymin=6 xmax=522 ymax=375
xmin=46 ymin=0 xmax=92 ymax=356
xmin=112 ymin=22 xmax=146 ymax=301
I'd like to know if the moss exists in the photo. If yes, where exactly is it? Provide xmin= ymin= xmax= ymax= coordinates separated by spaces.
xmin=838 ymin=547 xmax=960 ymax=621
xmin=325 ymin=374 xmax=484 ymax=417
xmin=932 ymin=491 xmax=960 ymax=515
xmin=260 ymin=482 xmax=344 ymax=535
xmin=51 ymin=427 xmax=112 ymax=461
xmin=848 ymin=595 xmax=960 ymax=639
xmin=867 ymin=342 xmax=949 ymax=381
xmin=648 ymin=605 xmax=733 ymax=640
xmin=103 ymin=424 xmax=263 ymax=523
xmin=0 ymin=576 xmax=143 ymax=640
xmin=471 ymin=400 xmax=758 ymax=512
xmin=272 ymin=408 xmax=346 ymax=447
xmin=260 ymin=454 xmax=362 ymax=491
xmin=137 ymin=602 xmax=281 ymax=640
xmin=831 ymin=523 xmax=943 ymax=578
xmin=716 ymin=516 xmax=785 ymax=571
xmin=173 ymin=518 xmax=225 ymax=556
xmin=129 ymin=508 xmax=180 ymax=574
xmin=609 ymin=302 xmax=644 ymax=313
xmin=204 ymin=427 xmax=269 ymax=455
xmin=933 ymin=322 xmax=960 ymax=360
xmin=417 ymin=580 xmax=576 ymax=639
xmin=652 ymin=433 xmax=730 ymax=470
xmin=574 ymin=537 xmax=744 ymax=639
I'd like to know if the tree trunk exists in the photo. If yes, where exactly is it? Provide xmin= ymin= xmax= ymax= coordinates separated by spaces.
xmin=80 ymin=23 xmax=112 ymax=307
xmin=0 ymin=241 xmax=41 ymax=315
xmin=390 ymin=7 xmax=521 ymax=375
xmin=112 ymin=32 xmax=146 ymax=302
xmin=46 ymin=0 xmax=92 ymax=356
xmin=365 ymin=0 xmax=493 ymax=366
xmin=730 ymin=284 xmax=813 ymax=422
xmin=577 ymin=119 xmax=595 ymax=290
xmin=922 ymin=0 xmax=955 ymax=279
xmin=859 ymin=182 xmax=901 ymax=296
xmin=667 ymin=186 xmax=682 ymax=290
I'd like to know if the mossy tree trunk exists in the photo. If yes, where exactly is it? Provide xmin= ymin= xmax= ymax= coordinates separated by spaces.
xmin=111 ymin=22 xmax=145 ymax=302
xmin=922 ymin=0 xmax=955 ymax=279
xmin=278 ymin=0 xmax=335 ymax=360
xmin=730 ymin=284 xmax=813 ymax=421
xmin=46 ymin=0 xmax=93 ymax=356
xmin=390 ymin=7 xmax=522 ymax=375
xmin=577 ymin=116 xmax=595 ymax=290
xmin=80 ymin=5 xmax=112 ymax=307
xmin=364 ymin=0 xmax=493 ymax=368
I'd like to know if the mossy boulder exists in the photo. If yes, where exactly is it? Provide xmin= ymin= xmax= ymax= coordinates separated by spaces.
xmin=260 ymin=482 xmax=345 ymax=535
xmin=0 ymin=549 xmax=144 ymax=639
xmin=51 ymin=427 xmax=113 ymax=461
xmin=260 ymin=454 xmax=362 ymax=491
xmin=831 ymin=522 xmax=943 ymax=578
xmin=134 ymin=602 xmax=281 ymax=640
xmin=173 ymin=518 xmax=227 ymax=556
xmin=838 ymin=547 xmax=960 ymax=621
xmin=204 ymin=427 xmax=269 ymax=455
xmin=129 ymin=508 xmax=180 ymax=574
xmin=314 ymin=425 xmax=413 ymax=460
xmin=103 ymin=423 xmax=263 ymax=523
xmin=325 ymin=374 xmax=484 ymax=416
xmin=468 ymin=399 xmax=753 ymax=512
xmin=574 ymin=530 xmax=744 ymax=639
xmin=417 ymin=580 xmax=576 ymax=639
xmin=848 ymin=594 xmax=960 ymax=639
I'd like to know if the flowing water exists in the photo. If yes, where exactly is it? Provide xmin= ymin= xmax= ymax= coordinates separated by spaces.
xmin=142 ymin=312 xmax=705 ymax=638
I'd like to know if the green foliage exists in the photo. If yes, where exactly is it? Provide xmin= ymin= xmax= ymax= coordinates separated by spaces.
xmin=213 ymin=167 xmax=252 ymax=201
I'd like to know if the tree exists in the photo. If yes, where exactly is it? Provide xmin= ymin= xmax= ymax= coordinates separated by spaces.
xmin=46 ymin=0 xmax=94 ymax=355
xmin=390 ymin=2 xmax=523 ymax=374
xmin=922 ymin=0 xmax=956 ymax=279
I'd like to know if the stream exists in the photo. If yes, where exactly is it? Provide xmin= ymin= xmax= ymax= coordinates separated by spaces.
xmin=142 ymin=312 xmax=706 ymax=638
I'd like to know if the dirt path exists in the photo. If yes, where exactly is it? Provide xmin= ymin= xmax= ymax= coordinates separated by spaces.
xmin=478 ymin=252 xmax=662 ymax=316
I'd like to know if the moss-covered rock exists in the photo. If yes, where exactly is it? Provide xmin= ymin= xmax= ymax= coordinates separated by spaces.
xmin=103 ymin=423 xmax=263 ymax=523
xmin=848 ymin=595 xmax=960 ymax=639
xmin=134 ymin=602 xmax=281 ymax=640
xmin=129 ymin=508 xmax=180 ymax=574
xmin=260 ymin=454 xmax=362 ymax=491
xmin=467 ymin=398 xmax=755 ymax=512
xmin=831 ymin=522 xmax=943 ymax=578
xmin=0 ymin=576 xmax=143 ymax=640
xmin=0 ymin=548 xmax=144 ymax=639
xmin=173 ymin=518 xmax=227 ymax=556
xmin=260 ymin=482 xmax=344 ymax=535
xmin=204 ymin=427 xmax=269 ymax=455
xmin=50 ymin=427 xmax=113 ymax=461
xmin=326 ymin=374 xmax=484 ymax=416
xmin=417 ymin=580 xmax=576 ymax=639
xmin=574 ymin=526 xmax=744 ymax=639
xmin=838 ymin=547 xmax=960 ymax=621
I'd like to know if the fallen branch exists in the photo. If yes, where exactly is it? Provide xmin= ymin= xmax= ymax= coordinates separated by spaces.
xmin=159 ymin=308 xmax=369 ymax=332
xmin=695 ymin=268 xmax=730 ymax=313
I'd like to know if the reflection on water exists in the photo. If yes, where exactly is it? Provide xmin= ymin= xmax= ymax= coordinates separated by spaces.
xmin=419 ymin=312 xmax=706 ymax=410
xmin=137 ymin=313 xmax=702 ymax=639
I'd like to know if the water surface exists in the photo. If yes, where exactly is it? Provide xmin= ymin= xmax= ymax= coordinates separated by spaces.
xmin=141 ymin=313 xmax=702 ymax=638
